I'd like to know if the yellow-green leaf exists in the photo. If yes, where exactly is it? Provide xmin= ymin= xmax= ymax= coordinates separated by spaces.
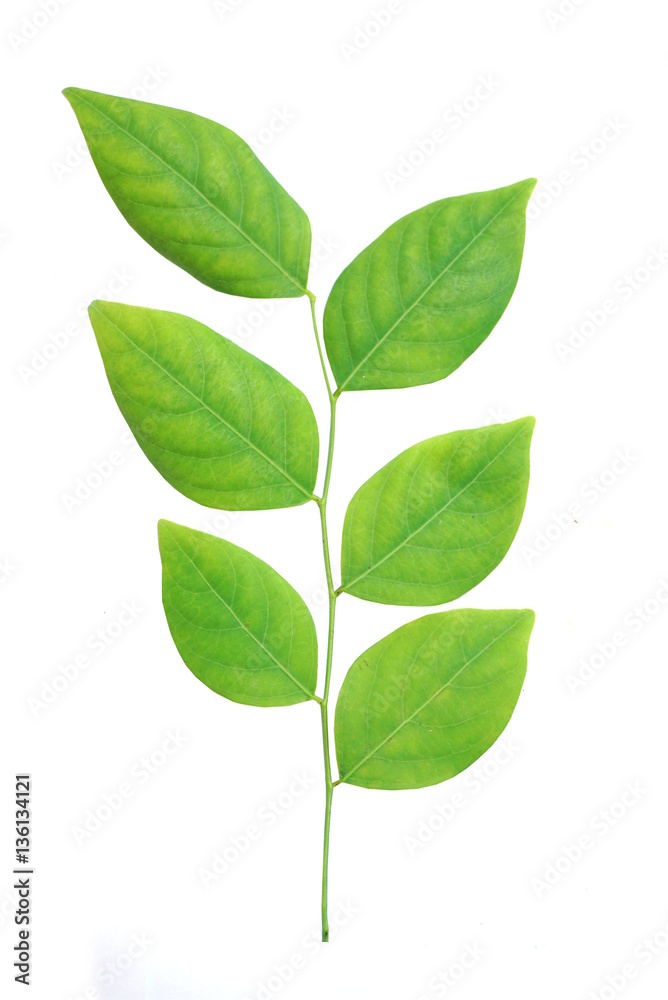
xmin=159 ymin=521 xmax=318 ymax=707
xmin=335 ymin=608 xmax=534 ymax=789
xmin=339 ymin=418 xmax=534 ymax=605
xmin=64 ymin=88 xmax=311 ymax=298
xmin=88 ymin=301 xmax=318 ymax=509
xmin=324 ymin=180 xmax=535 ymax=391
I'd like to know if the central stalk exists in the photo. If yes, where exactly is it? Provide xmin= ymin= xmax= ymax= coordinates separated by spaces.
xmin=308 ymin=292 xmax=338 ymax=942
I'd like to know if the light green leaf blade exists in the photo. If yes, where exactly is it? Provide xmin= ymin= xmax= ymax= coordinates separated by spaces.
xmin=63 ymin=87 xmax=311 ymax=298
xmin=323 ymin=179 xmax=535 ymax=392
xmin=339 ymin=418 xmax=534 ymax=605
xmin=335 ymin=608 xmax=534 ymax=789
xmin=159 ymin=520 xmax=318 ymax=707
xmin=88 ymin=300 xmax=318 ymax=509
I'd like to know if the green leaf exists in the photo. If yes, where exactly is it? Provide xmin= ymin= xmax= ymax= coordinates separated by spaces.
xmin=339 ymin=418 xmax=534 ymax=606
xmin=88 ymin=300 xmax=318 ymax=509
xmin=323 ymin=179 xmax=535 ymax=392
xmin=159 ymin=520 xmax=318 ymax=706
xmin=335 ymin=608 xmax=534 ymax=789
xmin=63 ymin=88 xmax=311 ymax=298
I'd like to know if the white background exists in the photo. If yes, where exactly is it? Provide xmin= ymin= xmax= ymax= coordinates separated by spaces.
xmin=2 ymin=0 xmax=668 ymax=997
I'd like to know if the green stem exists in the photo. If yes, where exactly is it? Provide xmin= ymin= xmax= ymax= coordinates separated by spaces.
xmin=308 ymin=291 xmax=338 ymax=942
xmin=309 ymin=293 xmax=333 ymax=398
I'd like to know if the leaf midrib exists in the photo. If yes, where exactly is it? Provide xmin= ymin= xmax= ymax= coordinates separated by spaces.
xmin=340 ymin=424 xmax=526 ymax=594
xmin=339 ymin=615 xmax=528 ymax=783
xmin=165 ymin=525 xmax=315 ymax=702
xmin=94 ymin=307 xmax=313 ymax=500
xmin=335 ymin=186 xmax=527 ymax=392
xmin=73 ymin=91 xmax=306 ymax=295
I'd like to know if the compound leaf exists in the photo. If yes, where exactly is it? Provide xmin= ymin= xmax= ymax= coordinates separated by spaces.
xmin=339 ymin=418 xmax=534 ymax=605
xmin=88 ymin=300 xmax=318 ymax=509
xmin=159 ymin=520 xmax=318 ymax=706
xmin=324 ymin=180 xmax=535 ymax=391
xmin=335 ymin=608 xmax=534 ymax=789
xmin=63 ymin=87 xmax=311 ymax=298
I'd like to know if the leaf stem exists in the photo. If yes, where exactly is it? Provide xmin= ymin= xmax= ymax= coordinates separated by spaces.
xmin=308 ymin=291 xmax=339 ymax=942
xmin=308 ymin=291 xmax=334 ymax=398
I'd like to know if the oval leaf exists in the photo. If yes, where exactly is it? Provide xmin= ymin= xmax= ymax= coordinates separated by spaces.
xmin=159 ymin=521 xmax=317 ymax=706
xmin=339 ymin=418 xmax=534 ymax=605
xmin=88 ymin=301 xmax=318 ymax=509
xmin=335 ymin=608 xmax=534 ymax=789
xmin=323 ymin=179 xmax=535 ymax=392
xmin=63 ymin=88 xmax=311 ymax=298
